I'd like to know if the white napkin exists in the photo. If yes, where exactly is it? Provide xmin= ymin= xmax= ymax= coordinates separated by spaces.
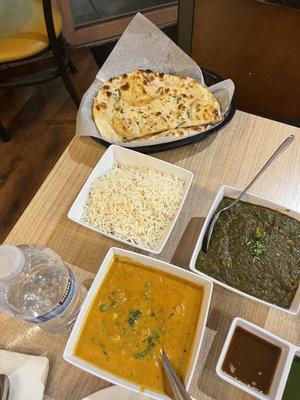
xmin=0 ymin=349 xmax=49 ymax=400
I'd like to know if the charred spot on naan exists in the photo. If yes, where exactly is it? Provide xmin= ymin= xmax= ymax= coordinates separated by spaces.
xmin=94 ymin=100 xmax=107 ymax=111
xmin=195 ymin=105 xmax=221 ymax=123
xmin=140 ymin=69 xmax=154 ymax=74
xmin=141 ymin=72 xmax=156 ymax=86
xmin=213 ymin=108 xmax=220 ymax=117
xmin=121 ymin=82 xmax=129 ymax=90
xmin=121 ymin=82 xmax=152 ymax=107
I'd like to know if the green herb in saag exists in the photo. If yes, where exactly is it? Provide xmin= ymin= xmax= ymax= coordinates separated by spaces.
xmin=251 ymin=226 xmax=267 ymax=259
xmin=251 ymin=240 xmax=266 ymax=259
xmin=220 ymin=254 xmax=231 ymax=268
xmin=255 ymin=226 xmax=265 ymax=239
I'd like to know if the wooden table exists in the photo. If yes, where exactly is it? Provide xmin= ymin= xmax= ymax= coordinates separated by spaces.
xmin=2 ymin=110 xmax=300 ymax=400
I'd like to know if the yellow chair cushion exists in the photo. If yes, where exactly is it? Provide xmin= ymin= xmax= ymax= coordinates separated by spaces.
xmin=0 ymin=0 xmax=62 ymax=63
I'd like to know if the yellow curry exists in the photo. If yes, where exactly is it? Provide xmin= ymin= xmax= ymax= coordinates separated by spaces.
xmin=74 ymin=256 xmax=203 ymax=393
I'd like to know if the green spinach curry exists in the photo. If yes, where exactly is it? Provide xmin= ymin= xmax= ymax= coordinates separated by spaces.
xmin=197 ymin=197 xmax=300 ymax=308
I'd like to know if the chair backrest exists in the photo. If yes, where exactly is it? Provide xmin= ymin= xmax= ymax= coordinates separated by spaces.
xmin=0 ymin=0 xmax=35 ymax=37
xmin=0 ymin=0 xmax=61 ymax=38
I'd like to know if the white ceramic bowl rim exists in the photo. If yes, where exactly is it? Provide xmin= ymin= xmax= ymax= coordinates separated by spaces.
xmin=68 ymin=145 xmax=194 ymax=254
xmin=64 ymin=247 xmax=213 ymax=400
xmin=189 ymin=185 xmax=300 ymax=315
xmin=216 ymin=317 xmax=299 ymax=400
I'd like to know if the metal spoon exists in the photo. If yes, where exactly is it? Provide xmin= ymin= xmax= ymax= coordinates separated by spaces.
xmin=0 ymin=374 xmax=10 ymax=400
xmin=161 ymin=350 xmax=193 ymax=400
xmin=203 ymin=135 xmax=294 ymax=252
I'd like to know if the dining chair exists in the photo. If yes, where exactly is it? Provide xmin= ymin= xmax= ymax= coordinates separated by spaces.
xmin=0 ymin=0 xmax=80 ymax=142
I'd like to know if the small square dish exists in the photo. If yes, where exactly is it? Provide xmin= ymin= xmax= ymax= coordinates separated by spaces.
xmin=189 ymin=185 xmax=300 ymax=314
xmin=216 ymin=317 xmax=299 ymax=400
xmin=68 ymin=145 xmax=193 ymax=254
xmin=64 ymin=247 xmax=213 ymax=400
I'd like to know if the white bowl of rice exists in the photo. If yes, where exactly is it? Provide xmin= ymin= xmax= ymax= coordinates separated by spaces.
xmin=68 ymin=145 xmax=193 ymax=254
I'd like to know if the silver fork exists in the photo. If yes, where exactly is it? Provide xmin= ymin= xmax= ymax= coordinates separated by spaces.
xmin=203 ymin=135 xmax=294 ymax=252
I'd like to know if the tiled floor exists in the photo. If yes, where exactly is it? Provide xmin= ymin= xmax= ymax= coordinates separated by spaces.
xmin=69 ymin=0 xmax=176 ymax=26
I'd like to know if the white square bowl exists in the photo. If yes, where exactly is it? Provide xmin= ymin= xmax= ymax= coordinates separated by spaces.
xmin=68 ymin=145 xmax=194 ymax=254
xmin=216 ymin=317 xmax=298 ymax=400
xmin=64 ymin=247 xmax=213 ymax=400
xmin=189 ymin=185 xmax=300 ymax=314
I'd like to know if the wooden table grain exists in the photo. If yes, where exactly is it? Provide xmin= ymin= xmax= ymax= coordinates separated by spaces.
xmin=3 ymin=110 xmax=300 ymax=400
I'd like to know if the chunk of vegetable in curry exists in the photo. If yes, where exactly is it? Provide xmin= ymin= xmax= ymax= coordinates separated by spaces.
xmin=73 ymin=256 xmax=203 ymax=393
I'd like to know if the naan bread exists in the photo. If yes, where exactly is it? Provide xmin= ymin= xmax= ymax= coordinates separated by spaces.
xmin=93 ymin=70 xmax=221 ymax=142
xmin=129 ymin=125 xmax=205 ymax=142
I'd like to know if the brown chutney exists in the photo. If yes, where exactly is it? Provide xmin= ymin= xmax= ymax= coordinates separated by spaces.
xmin=222 ymin=326 xmax=282 ymax=394
xmin=196 ymin=197 xmax=300 ymax=308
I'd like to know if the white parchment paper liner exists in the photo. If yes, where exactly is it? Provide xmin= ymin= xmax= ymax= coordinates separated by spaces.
xmin=76 ymin=13 xmax=235 ymax=147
